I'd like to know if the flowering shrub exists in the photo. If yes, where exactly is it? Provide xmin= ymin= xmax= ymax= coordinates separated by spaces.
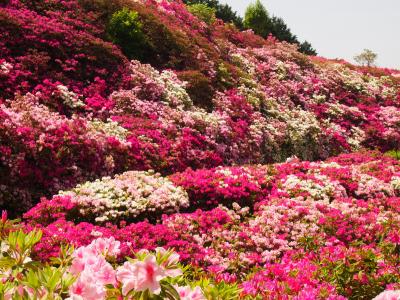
xmin=241 ymin=255 xmax=345 ymax=299
xmin=18 ymin=152 xmax=400 ymax=298
xmin=0 ymin=2 xmax=131 ymax=102
xmin=0 ymin=94 xmax=132 ymax=214
xmin=59 ymin=170 xmax=189 ymax=223
xmin=170 ymin=165 xmax=271 ymax=208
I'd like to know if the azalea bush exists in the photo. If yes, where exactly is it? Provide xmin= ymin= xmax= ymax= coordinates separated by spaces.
xmin=58 ymin=170 xmax=189 ymax=223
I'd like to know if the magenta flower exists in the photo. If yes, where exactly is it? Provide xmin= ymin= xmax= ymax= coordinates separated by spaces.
xmin=1 ymin=210 xmax=7 ymax=223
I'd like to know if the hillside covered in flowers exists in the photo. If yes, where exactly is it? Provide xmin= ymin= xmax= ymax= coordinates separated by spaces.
xmin=1 ymin=0 xmax=400 ymax=299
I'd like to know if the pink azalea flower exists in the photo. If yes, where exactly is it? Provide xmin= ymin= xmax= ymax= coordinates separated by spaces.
xmin=70 ymin=243 xmax=116 ymax=286
xmin=68 ymin=269 xmax=106 ymax=300
xmin=175 ymin=285 xmax=206 ymax=300
xmin=373 ymin=290 xmax=400 ymax=300
xmin=89 ymin=237 xmax=121 ymax=258
xmin=155 ymin=247 xmax=182 ymax=277
xmin=86 ymin=256 xmax=117 ymax=286
xmin=70 ymin=246 xmax=98 ymax=275
xmin=116 ymin=255 xmax=167 ymax=295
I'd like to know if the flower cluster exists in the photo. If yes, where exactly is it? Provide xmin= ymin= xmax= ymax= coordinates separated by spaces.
xmin=1 ymin=0 xmax=399 ymax=212
xmin=21 ymin=152 xmax=400 ymax=299
xmin=0 ymin=94 xmax=132 ymax=213
xmin=59 ymin=170 xmax=189 ymax=223
xmin=68 ymin=238 xmax=189 ymax=299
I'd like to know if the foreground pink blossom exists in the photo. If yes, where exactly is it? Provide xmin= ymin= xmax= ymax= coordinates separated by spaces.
xmin=155 ymin=247 xmax=183 ymax=277
xmin=175 ymin=285 xmax=206 ymax=300
xmin=373 ymin=290 xmax=400 ymax=300
xmin=90 ymin=236 xmax=121 ymax=258
xmin=68 ymin=269 xmax=107 ymax=300
xmin=116 ymin=255 xmax=167 ymax=295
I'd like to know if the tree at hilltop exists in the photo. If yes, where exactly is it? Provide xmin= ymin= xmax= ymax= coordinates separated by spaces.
xmin=244 ymin=0 xmax=317 ymax=55
xmin=183 ymin=0 xmax=243 ymax=28
xmin=354 ymin=49 xmax=378 ymax=67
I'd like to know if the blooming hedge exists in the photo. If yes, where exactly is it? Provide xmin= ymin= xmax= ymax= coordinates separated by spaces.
xmin=19 ymin=152 xmax=400 ymax=298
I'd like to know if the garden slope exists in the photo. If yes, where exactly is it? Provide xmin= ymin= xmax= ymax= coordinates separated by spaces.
xmin=1 ymin=0 xmax=399 ymax=213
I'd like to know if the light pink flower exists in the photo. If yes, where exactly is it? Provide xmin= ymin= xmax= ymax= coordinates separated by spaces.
xmin=175 ymin=285 xmax=206 ymax=300
xmin=116 ymin=255 xmax=167 ymax=295
xmin=86 ymin=256 xmax=116 ymax=286
xmin=70 ymin=243 xmax=116 ymax=286
xmin=155 ymin=247 xmax=182 ymax=277
xmin=89 ymin=237 xmax=121 ymax=258
xmin=70 ymin=246 xmax=98 ymax=275
xmin=68 ymin=269 xmax=106 ymax=300
xmin=373 ymin=290 xmax=400 ymax=300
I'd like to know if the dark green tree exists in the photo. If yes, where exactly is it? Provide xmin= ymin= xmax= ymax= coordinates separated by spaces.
xmin=243 ymin=1 xmax=317 ymax=55
xmin=183 ymin=0 xmax=243 ymax=28
xmin=269 ymin=16 xmax=298 ymax=43
xmin=299 ymin=41 xmax=317 ymax=56
xmin=215 ymin=3 xmax=243 ymax=29
xmin=243 ymin=0 xmax=270 ymax=38
xmin=107 ymin=8 xmax=148 ymax=60
xmin=187 ymin=3 xmax=216 ymax=25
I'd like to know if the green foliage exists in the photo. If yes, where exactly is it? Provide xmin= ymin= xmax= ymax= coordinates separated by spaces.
xmin=354 ymin=49 xmax=378 ymax=67
xmin=214 ymin=3 xmax=243 ymax=29
xmin=4 ymin=230 xmax=42 ymax=266
xmin=178 ymin=70 xmax=213 ymax=109
xmin=386 ymin=149 xmax=400 ymax=160
xmin=216 ymin=62 xmax=234 ymax=89
xmin=243 ymin=0 xmax=270 ymax=38
xmin=107 ymin=8 xmax=148 ymax=60
xmin=167 ymin=264 xmax=244 ymax=300
xmin=24 ymin=266 xmax=76 ymax=295
xmin=316 ymin=248 xmax=398 ymax=299
xmin=183 ymin=0 xmax=243 ymax=28
xmin=184 ymin=0 xmax=218 ymax=6
xmin=0 ymin=211 xmax=19 ymax=240
xmin=299 ymin=40 xmax=317 ymax=56
xmin=269 ymin=16 xmax=297 ymax=43
xmin=187 ymin=3 xmax=216 ymax=25
xmin=0 ymin=215 xmax=75 ymax=299
xmin=133 ymin=7 xmax=192 ymax=69
xmin=198 ymin=278 xmax=242 ymax=300
xmin=243 ymin=1 xmax=317 ymax=55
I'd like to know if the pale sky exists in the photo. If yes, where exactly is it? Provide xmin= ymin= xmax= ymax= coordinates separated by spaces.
xmin=220 ymin=0 xmax=400 ymax=69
